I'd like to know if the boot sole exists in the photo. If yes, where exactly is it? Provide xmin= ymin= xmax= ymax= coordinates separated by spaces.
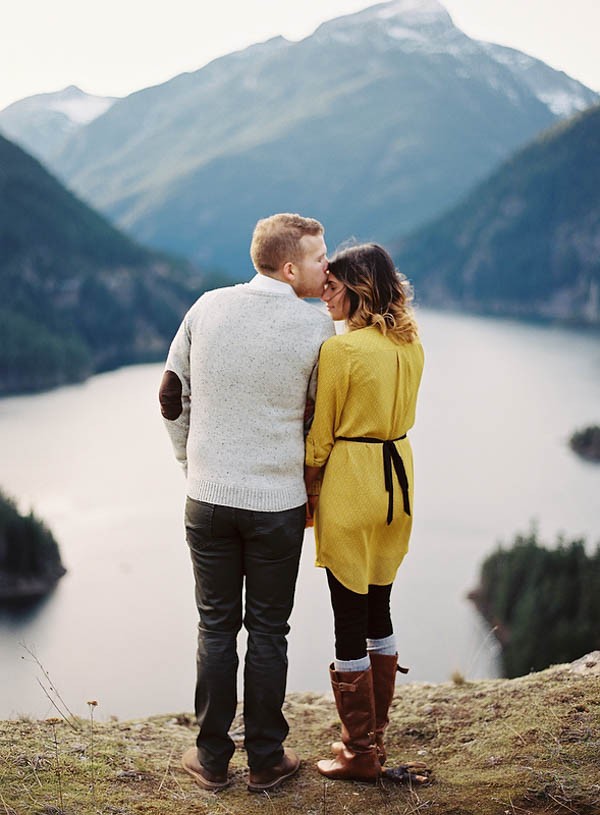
xmin=247 ymin=760 xmax=300 ymax=792
xmin=181 ymin=756 xmax=230 ymax=791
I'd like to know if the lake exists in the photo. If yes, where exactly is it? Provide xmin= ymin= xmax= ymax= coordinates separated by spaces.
xmin=0 ymin=307 xmax=598 ymax=721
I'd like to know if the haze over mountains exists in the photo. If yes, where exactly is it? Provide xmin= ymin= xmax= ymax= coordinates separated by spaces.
xmin=2 ymin=0 xmax=597 ymax=278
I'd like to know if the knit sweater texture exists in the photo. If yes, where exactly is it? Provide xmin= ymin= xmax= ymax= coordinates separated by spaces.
xmin=162 ymin=280 xmax=334 ymax=511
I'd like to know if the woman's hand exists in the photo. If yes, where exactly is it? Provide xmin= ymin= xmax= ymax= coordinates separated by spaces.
xmin=305 ymin=494 xmax=319 ymax=528
xmin=304 ymin=464 xmax=322 ymax=527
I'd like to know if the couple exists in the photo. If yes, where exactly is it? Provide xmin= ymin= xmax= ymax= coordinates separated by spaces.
xmin=159 ymin=213 xmax=425 ymax=792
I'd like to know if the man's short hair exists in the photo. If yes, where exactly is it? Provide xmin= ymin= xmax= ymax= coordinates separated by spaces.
xmin=250 ymin=213 xmax=324 ymax=275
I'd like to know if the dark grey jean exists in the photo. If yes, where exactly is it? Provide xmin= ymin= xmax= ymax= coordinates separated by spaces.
xmin=185 ymin=498 xmax=305 ymax=774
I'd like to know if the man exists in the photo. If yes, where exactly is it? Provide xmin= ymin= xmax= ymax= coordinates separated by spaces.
xmin=159 ymin=213 xmax=334 ymax=792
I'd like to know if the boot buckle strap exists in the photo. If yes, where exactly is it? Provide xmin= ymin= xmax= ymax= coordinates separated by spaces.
xmin=334 ymin=681 xmax=358 ymax=692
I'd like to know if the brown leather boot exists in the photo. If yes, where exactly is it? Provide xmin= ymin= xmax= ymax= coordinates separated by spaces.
xmin=370 ymin=652 xmax=399 ymax=764
xmin=317 ymin=665 xmax=380 ymax=781
xmin=331 ymin=653 xmax=401 ymax=765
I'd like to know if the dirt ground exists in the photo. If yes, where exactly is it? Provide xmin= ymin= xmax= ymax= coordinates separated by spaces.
xmin=1 ymin=654 xmax=599 ymax=815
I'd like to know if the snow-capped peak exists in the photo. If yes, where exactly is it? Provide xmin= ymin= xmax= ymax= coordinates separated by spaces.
xmin=0 ymin=86 xmax=120 ymax=165
xmin=371 ymin=0 xmax=450 ymax=24
xmin=42 ymin=86 xmax=116 ymax=124
xmin=313 ymin=0 xmax=459 ymax=51
xmin=0 ymin=85 xmax=117 ymax=125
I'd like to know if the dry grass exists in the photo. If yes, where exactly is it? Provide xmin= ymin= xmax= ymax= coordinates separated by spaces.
xmin=0 ymin=656 xmax=599 ymax=815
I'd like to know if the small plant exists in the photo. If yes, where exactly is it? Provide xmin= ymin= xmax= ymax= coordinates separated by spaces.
xmin=45 ymin=717 xmax=64 ymax=812
xmin=88 ymin=700 xmax=98 ymax=808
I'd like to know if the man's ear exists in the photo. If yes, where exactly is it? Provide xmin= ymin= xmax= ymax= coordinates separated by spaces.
xmin=281 ymin=261 xmax=295 ymax=283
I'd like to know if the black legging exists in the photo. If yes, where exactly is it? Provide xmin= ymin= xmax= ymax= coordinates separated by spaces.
xmin=326 ymin=569 xmax=393 ymax=661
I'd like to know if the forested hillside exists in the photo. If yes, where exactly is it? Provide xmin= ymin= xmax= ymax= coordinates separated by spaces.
xmin=0 ymin=490 xmax=65 ymax=601
xmin=469 ymin=528 xmax=600 ymax=677
xmin=0 ymin=134 xmax=207 ymax=395
xmin=396 ymin=104 xmax=600 ymax=325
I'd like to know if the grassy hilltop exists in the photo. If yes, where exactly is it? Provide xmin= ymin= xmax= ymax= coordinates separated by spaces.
xmin=1 ymin=654 xmax=598 ymax=815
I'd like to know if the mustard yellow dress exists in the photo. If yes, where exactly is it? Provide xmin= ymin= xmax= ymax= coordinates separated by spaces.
xmin=305 ymin=325 xmax=424 ymax=594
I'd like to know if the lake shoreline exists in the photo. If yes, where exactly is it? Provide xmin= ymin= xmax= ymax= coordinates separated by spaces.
xmin=0 ymin=569 xmax=66 ymax=603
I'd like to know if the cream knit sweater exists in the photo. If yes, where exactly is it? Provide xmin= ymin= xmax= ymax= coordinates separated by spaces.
xmin=161 ymin=277 xmax=334 ymax=511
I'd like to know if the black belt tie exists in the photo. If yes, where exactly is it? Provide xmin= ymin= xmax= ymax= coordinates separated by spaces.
xmin=336 ymin=435 xmax=410 ymax=525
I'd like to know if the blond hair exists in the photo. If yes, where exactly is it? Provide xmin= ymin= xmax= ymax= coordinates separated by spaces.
xmin=328 ymin=243 xmax=418 ymax=343
xmin=250 ymin=213 xmax=324 ymax=275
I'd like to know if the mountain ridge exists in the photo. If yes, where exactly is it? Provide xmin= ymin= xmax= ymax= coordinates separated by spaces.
xmin=394 ymin=103 xmax=600 ymax=325
xmin=15 ymin=0 xmax=597 ymax=276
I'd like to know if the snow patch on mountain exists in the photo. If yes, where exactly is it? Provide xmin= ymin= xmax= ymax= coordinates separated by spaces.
xmin=315 ymin=2 xmax=598 ymax=117
xmin=479 ymin=43 xmax=598 ymax=115
xmin=46 ymin=86 xmax=116 ymax=124
xmin=0 ymin=86 xmax=119 ymax=165
xmin=537 ymin=89 xmax=593 ymax=116
xmin=373 ymin=0 xmax=449 ymax=23
xmin=315 ymin=0 xmax=452 ymax=41
xmin=387 ymin=25 xmax=427 ymax=43
xmin=0 ymin=85 xmax=117 ymax=124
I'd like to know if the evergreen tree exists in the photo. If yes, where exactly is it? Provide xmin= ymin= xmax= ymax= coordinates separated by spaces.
xmin=474 ymin=528 xmax=600 ymax=677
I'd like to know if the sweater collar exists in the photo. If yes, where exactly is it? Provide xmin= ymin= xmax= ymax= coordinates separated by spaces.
xmin=248 ymin=274 xmax=296 ymax=298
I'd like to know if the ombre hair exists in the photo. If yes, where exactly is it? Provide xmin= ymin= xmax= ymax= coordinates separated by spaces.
xmin=327 ymin=243 xmax=418 ymax=343
xmin=250 ymin=213 xmax=324 ymax=275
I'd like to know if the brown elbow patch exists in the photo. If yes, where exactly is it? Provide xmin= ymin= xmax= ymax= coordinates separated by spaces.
xmin=159 ymin=370 xmax=183 ymax=420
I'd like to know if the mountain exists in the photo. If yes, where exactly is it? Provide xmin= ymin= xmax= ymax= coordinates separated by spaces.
xmin=0 ymin=85 xmax=116 ymax=166
xmin=394 ymin=104 xmax=600 ymax=325
xmin=33 ymin=0 xmax=598 ymax=277
xmin=0 ymin=133 xmax=207 ymax=396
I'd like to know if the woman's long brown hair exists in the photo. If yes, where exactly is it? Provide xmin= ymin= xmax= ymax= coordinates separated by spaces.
xmin=328 ymin=243 xmax=418 ymax=343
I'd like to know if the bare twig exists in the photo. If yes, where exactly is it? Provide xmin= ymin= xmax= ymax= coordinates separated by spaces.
xmin=34 ymin=679 xmax=78 ymax=731
xmin=547 ymin=792 xmax=582 ymax=814
xmin=504 ymin=723 xmax=527 ymax=745
xmin=157 ymin=745 xmax=175 ymax=793
xmin=0 ymin=786 xmax=14 ymax=815
xmin=20 ymin=643 xmax=79 ymax=730
xmin=28 ymin=763 xmax=44 ymax=789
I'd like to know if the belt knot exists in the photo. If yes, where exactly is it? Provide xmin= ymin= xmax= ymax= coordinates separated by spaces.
xmin=336 ymin=435 xmax=410 ymax=524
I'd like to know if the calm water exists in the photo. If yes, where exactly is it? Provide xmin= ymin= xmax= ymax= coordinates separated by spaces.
xmin=0 ymin=308 xmax=598 ymax=720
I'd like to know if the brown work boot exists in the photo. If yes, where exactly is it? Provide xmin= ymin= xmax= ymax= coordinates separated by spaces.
xmin=317 ymin=665 xmax=380 ymax=781
xmin=247 ymin=747 xmax=300 ymax=792
xmin=181 ymin=746 xmax=230 ymax=791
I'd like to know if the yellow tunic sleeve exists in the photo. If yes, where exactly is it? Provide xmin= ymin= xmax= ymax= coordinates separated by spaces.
xmin=305 ymin=336 xmax=350 ymax=467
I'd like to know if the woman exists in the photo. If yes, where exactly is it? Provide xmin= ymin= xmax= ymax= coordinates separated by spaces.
xmin=305 ymin=243 xmax=426 ymax=782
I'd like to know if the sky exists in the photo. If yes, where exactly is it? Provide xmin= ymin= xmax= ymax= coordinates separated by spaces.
xmin=1 ymin=0 xmax=599 ymax=111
